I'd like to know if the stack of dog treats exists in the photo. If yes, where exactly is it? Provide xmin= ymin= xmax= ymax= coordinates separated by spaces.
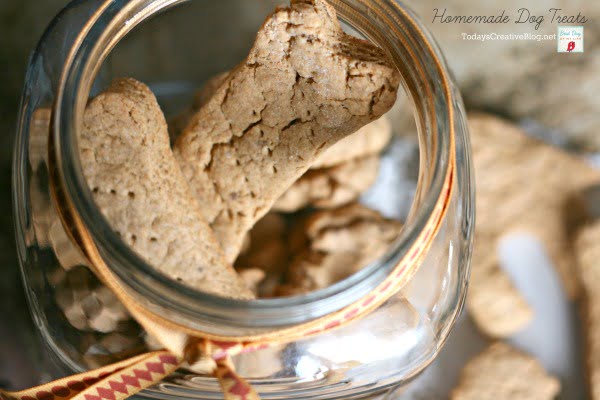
xmin=49 ymin=0 xmax=404 ymax=367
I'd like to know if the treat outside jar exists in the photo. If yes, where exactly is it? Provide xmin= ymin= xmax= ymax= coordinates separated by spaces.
xmin=13 ymin=0 xmax=474 ymax=398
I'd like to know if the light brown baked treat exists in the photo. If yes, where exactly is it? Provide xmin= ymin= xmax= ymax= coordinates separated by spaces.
xmin=468 ymin=113 xmax=600 ymax=337
xmin=273 ymin=155 xmax=380 ymax=212
xmin=451 ymin=342 xmax=560 ymax=400
xmin=174 ymin=0 xmax=400 ymax=262
xmin=79 ymin=78 xmax=253 ymax=299
xmin=238 ymin=268 xmax=267 ymax=297
xmin=278 ymin=203 xmax=402 ymax=295
xmin=29 ymin=107 xmax=51 ymax=169
xmin=172 ymin=74 xmax=393 ymax=168
xmin=310 ymin=114 xmax=392 ymax=169
xmin=575 ymin=220 xmax=600 ymax=400
xmin=168 ymin=72 xmax=231 ymax=141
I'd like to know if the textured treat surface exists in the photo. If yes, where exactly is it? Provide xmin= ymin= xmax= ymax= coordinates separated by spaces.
xmin=310 ymin=114 xmax=392 ymax=169
xmin=174 ymin=0 xmax=400 ymax=262
xmin=274 ymin=155 xmax=380 ymax=212
xmin=173 ymin=75 xmax=393 ymax=169
xmin=79 ymin=78 xmax=253 ymax=299
xmin=451 ymin=342 xmax=560 ymax=400
xmin=576 ymin=221 xmax=600 ymax=400
xmin=468 ymin=113 xmax=600 ymax=337
xmin=279 ymin=203 xmax=402 ymax=295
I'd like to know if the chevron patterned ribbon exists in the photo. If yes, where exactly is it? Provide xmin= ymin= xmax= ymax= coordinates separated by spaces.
xmin=0 ymin=349 xmax=262 ymax=400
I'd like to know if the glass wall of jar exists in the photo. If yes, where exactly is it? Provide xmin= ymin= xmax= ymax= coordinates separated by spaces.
xmin=13 ymin=0 xmax=473 ymax=398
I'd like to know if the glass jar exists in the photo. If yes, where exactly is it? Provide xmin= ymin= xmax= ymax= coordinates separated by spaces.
xmin=13 ymin=0 xmax=474 ymax=398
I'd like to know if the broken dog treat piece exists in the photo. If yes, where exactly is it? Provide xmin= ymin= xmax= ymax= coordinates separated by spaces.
xmin=467 ymin=113 xmax=600 ymax=338
xmin=575 ymin=220 xmax=600 ymax=400
xmin=278 ymin=203 xmax=402 ymax=295
xmin=79 ymin=78 xmax=253 ymax=299
xmin=451 ymin=342 xmax=560 ymax=400
xmin=273 ymin=155 xmax=380 ymax=212
xmin=174 ymin=0 xmax=400 ymax=262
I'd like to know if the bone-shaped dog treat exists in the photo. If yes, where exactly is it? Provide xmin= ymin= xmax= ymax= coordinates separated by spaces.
xmin=79 ymin=78 xmax=253 ymax=299
xmin=468 ymin=113 xmax=600 ymax=338
xmin=171 ymin=74 xmax=392 ymax=170
xmin=451 ymin=342 xmax=560 ymax=400
xmin=273 ymin=155 xmax=380 ymax=212
xmin=174 ymin=0 xmax=400 ymax=262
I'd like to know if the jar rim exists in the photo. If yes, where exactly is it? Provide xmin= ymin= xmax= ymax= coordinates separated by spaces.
xmin=50 ymin=0 xmax=456 ymax=334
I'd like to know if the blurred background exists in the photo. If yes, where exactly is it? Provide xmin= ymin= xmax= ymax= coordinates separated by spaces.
xmin=0 ymin=0 xmax=598 ymax=398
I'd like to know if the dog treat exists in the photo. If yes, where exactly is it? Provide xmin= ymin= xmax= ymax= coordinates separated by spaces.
xmin=173 ymin=74 xmax=393 ymax=167
xmin=278 ymin=203 xmax=402 ymax=295
xmin=168 ymin=72 xmax=231 ymax=141
xmin=576 ymin=220 xmax=600 ymax=400
xmin=55 ymin=266 xmax=133 ymax=333
xmin=468 ymin=113 xmax=600 ymax=338
xmin=174 ymin=0 xmax=400 ymax=262
xmin=238 ymin=268 xmax=267 ymax=297
xmin=310 ymin=115 xmax=392 ymax=169
xmin=273 ymin=155 xmax=380 ymax=212
xmin=49 ymin=217 xmax=89 ymax=270
xmin=79 ymin=78 xmax=253 ymax=299
xmin=451 ymin=342 xmax=560 ymax=400
xmin=29 ymin=108 xmax=51 ymax=170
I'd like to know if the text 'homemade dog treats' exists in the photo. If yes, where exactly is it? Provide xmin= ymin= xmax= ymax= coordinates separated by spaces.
xmin=79 ymin=78 xmax=253 ymax=299
xmin=467 ymin=113 xmax=600 ymax=338
xmin=576 ymin=220 xmax=600 ymax=400
xmin=174 ymin=0 xmax=400 ymax=262
xmin=451 ymin=342 xmax=560 ymax=400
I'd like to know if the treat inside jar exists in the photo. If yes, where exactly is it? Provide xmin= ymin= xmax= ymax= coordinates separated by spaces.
xmin=77 ymin=0 xmax=402 ymax=300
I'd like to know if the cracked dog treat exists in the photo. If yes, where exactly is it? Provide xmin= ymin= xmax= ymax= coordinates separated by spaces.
xmin=575 ymin=220 xmax=600 ymax=400
xmin=468 ymin=113 xmax=600 ymax=338
xmin=171 ymin=77 xmax=392 ymax=168
xmin=174 ymin=0 xmax=400 ymax=262
xmin=451 ymin=342 xmax=560 ymax=400
xmin=79 ymin=78 xmax=253 ymax=299
xmin=273 ymin=155 xmax=380 ymax=212
xmin=277 ymin=203 xmax=402 ymax=295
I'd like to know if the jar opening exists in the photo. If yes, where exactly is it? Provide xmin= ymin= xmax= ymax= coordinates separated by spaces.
xmin=51 ymin=0 xmax=454 ymax=334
